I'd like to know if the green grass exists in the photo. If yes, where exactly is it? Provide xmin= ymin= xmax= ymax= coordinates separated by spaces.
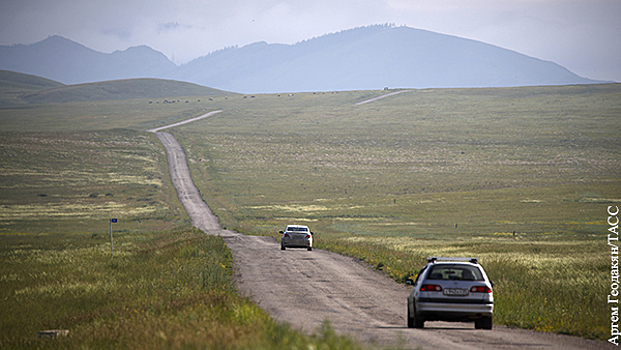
xmin=316 ymin=235 xmax=608 ymax=338
xmin=173 ymin=83 xmax=621 ymax=339
xmin=0 ymin=129 xmax=188 ymax=233
xmin=0 ymin=70 xmax=64 ymax=89
xmin=0 ymin=72 xmax=231 ymax=106
xmin=0 ymin=70 xmax=65 ymax=106
xmin=0 ymin=85 xmax=376 ymax=349
xmin=0 ymin=74 xmax=240 ymax=132
xmin=21 ymin=78 xmax=231 ymax=105
xmin=1 ymin=81 xmax=620 ymax=342
xmin=0 ymin=96 xmax=232 ymax=132
xmin=0 ymin=228 xmax=367 ymax=349
xmin=179 ymin=84 xmax=620 ymax=238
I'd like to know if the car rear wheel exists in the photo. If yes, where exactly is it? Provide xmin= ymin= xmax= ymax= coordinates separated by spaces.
xmin=281 ymin=244 xmax=286 ymax=250
xmin=307 ymin=246 xmax=312 ymax=251
xmin=407 ymin=303 xmax=414 ymax=328
xmin=475 ymin=315 xmax=493 ymax=330
xmin=407 ymin=303 xmax=424 ymax=328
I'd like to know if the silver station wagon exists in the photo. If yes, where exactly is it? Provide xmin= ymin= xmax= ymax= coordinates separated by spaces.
xmin=406 ymin=257 xmax=494 ymax=329
xmin=280 ymin=225 xmax=313 ymax=251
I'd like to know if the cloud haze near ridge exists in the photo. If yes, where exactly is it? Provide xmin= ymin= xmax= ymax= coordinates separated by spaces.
xmin=1 ymin=0 xmax=619 ymax=82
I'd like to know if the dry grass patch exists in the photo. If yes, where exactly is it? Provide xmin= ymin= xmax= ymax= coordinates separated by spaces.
xmin=0 ymin=130 xmax=186 ymax=233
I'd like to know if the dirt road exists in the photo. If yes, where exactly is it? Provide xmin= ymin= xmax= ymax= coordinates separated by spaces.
xmin=151 ymin=120 xmax=613 ymax=350
xmin=355 ymin=90 xmax=412 ymax=105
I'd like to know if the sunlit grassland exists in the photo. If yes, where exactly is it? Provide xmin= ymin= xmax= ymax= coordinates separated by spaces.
xmin=0 ymin=90 xmax=372 ymax=349
xmin=1 ymin=83 xmax=620 ymax=342
xmin=179 ymin=84 xmax=620 ymax=237
xmin=0 ymin=129 xmax=188 ymax=233
xmin=173 ymin=84 xmax=621 ymax=339
xmin=0 ymin=90 xmax=248 ymax=232
xmin=0 ymin=228 xmax=364 ymax=350
xmin=0 ymin=95 xmax=232 ymax=132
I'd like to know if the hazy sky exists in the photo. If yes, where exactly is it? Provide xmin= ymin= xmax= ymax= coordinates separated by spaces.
xmin=1 ymin=0 xmax=619 ymax=82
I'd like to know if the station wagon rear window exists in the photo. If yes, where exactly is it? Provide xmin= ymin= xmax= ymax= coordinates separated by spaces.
xmin=287 ymin=227 xmax=308 ymax=232
xmin=426 ymin=264 xmax=484 ymax=281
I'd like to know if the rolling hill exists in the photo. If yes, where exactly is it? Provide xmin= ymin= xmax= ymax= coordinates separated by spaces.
xmin=0 ymin=70 xmax=64 ymax=89
xmin=0 ymin=71 xmax=232 ymax=106
xmin=0 ymin=25 xmax=603 ymax=93
xmin=0 ymin=70 xmax=66 ymax=105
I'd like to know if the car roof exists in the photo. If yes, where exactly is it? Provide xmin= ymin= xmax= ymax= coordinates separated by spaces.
xmin=428 ymin=261 xmax=479 ymax=266
xmin=286 ymin=225 xmax=309 ymax=229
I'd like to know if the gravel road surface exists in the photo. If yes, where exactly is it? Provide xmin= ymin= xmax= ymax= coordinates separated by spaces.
xmin=151 ymin=117 xmax=613 ymax=350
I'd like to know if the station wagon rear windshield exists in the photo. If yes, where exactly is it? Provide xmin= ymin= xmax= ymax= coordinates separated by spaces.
xmin=426 ymin=264 xmax=484 ymax=281
xmin=287 ymin=227 xmax=308 ymax=232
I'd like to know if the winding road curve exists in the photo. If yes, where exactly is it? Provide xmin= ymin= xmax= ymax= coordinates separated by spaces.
xmin=150 ymin=112 xmax=612 ymax=350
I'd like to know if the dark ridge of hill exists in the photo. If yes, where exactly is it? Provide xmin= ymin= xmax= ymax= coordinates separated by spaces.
xmin=0 ymin=36 xmax=176 ymax=84
xmin=0 ymin=70 xmax=66 ymax=106
xmin=21 ymin=78 xmax=232 ymax=104
xmin=0 ymin=70 xmax=64 ymax=89
xmin=0 ymin=25 xmax=605 ymax=93
xmin=173 ymin=25 xmax=601 ymax=93
xmin=0 ymin=73 xmax=232 ymax=106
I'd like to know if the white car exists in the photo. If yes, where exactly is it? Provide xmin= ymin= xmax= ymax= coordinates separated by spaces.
xmin=280 ymin=225 xmax=313 ymax=251
xmin=406 ymin=257 xmax=494 ymax=329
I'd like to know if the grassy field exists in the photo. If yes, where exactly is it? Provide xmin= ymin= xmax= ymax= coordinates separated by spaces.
xmin=0 ymin=97 xmax=232 ymax=132
xmin=174 ymin=84 xmax=621 ymax=339
xmin=0 ymin=72 xmax=231 ymax=106
xmin=0 ymin=228 xmax=365 ymax=350
xmin=178 ymin=85 xmax=620 ymax=239
xmin=0 ymin=70 xmax=64 ymax=106
xmin=0 ymin=129 xmax=187 ymax=233
xmin=1 ymin=81 xmax=620 ymax=343
xmin=0 ymin=84 xmax=376 ymax=349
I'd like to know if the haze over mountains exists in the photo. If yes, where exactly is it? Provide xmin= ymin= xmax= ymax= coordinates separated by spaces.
xmin=0 ymin=25 xmax=601 ymax=93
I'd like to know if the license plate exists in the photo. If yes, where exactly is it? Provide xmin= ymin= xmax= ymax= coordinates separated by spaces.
xmin=444 ymin=288 xmax=469 ymax=296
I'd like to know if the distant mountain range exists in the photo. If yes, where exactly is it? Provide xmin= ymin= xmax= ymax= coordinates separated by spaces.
xmin=0 ymin=25 xmax=603 ymax=93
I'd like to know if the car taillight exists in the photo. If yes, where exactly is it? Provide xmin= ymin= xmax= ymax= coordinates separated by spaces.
xmin=284 ymin=233 xmax=291 ymax=238
xmin=420 ymin=284 xmax=442 ymax=292
xmin=470 ymin=286 xmax=492 ymax=293
xmin=305 ymin=234 xmax=311 ymax=239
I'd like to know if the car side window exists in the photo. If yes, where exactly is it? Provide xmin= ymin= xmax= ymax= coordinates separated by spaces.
xmin=413 ymin=266 xmax=427 ymax=285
